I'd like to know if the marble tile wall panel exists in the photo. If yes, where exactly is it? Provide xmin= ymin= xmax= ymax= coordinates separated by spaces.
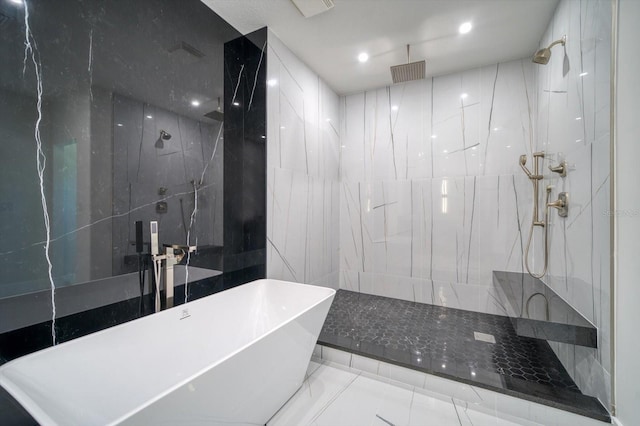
xmin=339 ymin=173 xmax=532 ymax=288
xmin=534 ymin=0 xmax=611 ymax=409
xmin=339 ymin=58 xmax=537 ymax=298
xmin=266 ymin=31 xmax=340 ymax=286
xmin=339 ymin=270 xmax=508 ymax=317
xmin=340 ymin=60 xmax=536 ymax=184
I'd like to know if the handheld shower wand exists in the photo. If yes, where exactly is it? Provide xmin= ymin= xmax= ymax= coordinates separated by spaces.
xmin=519 ymin=155 xmax=533 ymax=178
xmin=520 ymin=152 xmax=549 ymax=278
xmin=519 ymin=152 xmax=570 ymax=278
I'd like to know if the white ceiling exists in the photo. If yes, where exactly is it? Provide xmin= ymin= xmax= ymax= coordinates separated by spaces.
xmin=203 ymin=0 xmax=559 ymax=95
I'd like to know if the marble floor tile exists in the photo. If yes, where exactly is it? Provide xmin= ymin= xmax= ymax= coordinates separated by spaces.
xmin=269 ymin=360 xmax=538 ymax=426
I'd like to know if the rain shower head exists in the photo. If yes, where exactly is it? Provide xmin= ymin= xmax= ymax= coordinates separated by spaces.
xmin=532 ymin=35 xmax=566 ymax=65
xmin=390 ymin=44 xmax=425 ymax=84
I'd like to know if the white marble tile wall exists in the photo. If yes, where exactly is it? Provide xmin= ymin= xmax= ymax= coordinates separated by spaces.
xmin=534 ymin=0 xmax=611 ymax=410
xmin=266 ymin=31 xmax=340 ymax=287
xmin=340 ymin=59 xmax=537 ymax=303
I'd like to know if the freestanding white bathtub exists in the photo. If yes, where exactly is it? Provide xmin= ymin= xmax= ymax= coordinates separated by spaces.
xmin=0 ymin=279 xmax=335 ymax=426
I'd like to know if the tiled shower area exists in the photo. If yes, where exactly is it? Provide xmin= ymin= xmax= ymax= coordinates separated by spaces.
xmin=265 ymin=0 xmax=612 ymax=422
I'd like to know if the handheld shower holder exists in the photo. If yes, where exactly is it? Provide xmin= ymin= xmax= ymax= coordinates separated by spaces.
xmin=519 ymin=152 xmax=569 ymax=278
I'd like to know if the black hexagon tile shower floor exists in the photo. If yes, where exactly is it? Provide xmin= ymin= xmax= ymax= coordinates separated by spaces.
xmin=318 ymin=289 xmax=611 ymax=422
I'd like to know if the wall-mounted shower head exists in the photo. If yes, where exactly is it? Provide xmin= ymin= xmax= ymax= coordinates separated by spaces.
xmin=532 ymin=35 xmax=566 ymax=65
xmin=160 ymin=130 xmax=172 ymax=140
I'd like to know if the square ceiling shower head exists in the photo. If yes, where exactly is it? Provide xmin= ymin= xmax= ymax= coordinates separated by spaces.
xmin=390 ymin=60 xmax=426 ymax=84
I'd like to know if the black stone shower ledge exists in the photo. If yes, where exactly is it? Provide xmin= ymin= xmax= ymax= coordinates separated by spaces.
xmin=492 ymin=271 xmax=598 ymax=348
xmin=318 ymin=289 xmax=610 ymax=423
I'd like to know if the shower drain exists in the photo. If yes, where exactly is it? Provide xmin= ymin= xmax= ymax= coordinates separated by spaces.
xmin=474 ymin=332 xmax=496 ymax=343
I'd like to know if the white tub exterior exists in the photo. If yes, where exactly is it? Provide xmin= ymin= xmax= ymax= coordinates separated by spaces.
xmin=0 ymin=279 xmax=335 ymax=426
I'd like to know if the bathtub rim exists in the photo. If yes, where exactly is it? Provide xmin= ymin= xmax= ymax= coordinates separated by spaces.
xmin=0 ymin=279 xmax=336 ymax=426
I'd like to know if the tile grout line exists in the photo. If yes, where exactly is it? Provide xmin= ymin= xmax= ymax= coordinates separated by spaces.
xmin=451 ymin=397 xmax=464 ymax=426
xmin=307 ymin=371 xmax=362 ymax=425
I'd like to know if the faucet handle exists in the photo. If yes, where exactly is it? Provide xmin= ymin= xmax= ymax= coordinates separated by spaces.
xmin=548 ymin=160 xmax=567 ymax=177
xmin=164 ymin=244 xmax=197 ymax=253
xmin=548 ymin=192 xmax=569 ymax=217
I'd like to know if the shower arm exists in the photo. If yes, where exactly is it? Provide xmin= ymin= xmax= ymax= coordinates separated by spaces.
xmin=547 ymin=36 xmax=566 ymax=50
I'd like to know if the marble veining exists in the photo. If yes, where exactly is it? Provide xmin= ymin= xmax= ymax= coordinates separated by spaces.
xmin=21 ymin=0 xmax=57 ymax=346
xmin=266 ymin=30 xmax=340 ymax=288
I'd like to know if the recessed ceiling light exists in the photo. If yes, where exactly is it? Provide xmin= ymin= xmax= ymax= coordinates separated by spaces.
xmin=233 ymin=102 xmax=240 ymax=106
xmin=358 ymin=52 xmax=369 ymax=63
xmin=443 ymin=149 xmax=448 ymax=153
xmin=116 ymin=123 xmax=123 ymax=127
xmin=579 ymin=72 xmax=588 ymax=77
xmin=191 ymin=100 xmax=201 ymax=107
xmin=326 ymin=118 xmax=331 ymax=122
xmin=267 ymin=79 xmax=278 ymax=87
xmin=576 ymin=116 xmax=582 ymax=120
xmin=460 ymin=93 xmax=468 ymax=99
xmin=459 ymin=22 xmax=472 ymax=34
xmin=431 ymin=134 xmax=438 ymax=139
xmin=391 ymin=105 xmax=399 ymax=111
xmin=146 ymin=115 xmax=153 ymax=119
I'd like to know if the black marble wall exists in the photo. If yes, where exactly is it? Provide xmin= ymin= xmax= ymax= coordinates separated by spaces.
xmin=0 ymin=0 xmax=267 ymax=368
xmin=223 ymin=28 xmax=267 ymax=286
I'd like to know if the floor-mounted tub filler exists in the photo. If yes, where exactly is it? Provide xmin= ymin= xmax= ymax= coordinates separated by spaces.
xmin=0 ymin=279 xmax=335 ymax=426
